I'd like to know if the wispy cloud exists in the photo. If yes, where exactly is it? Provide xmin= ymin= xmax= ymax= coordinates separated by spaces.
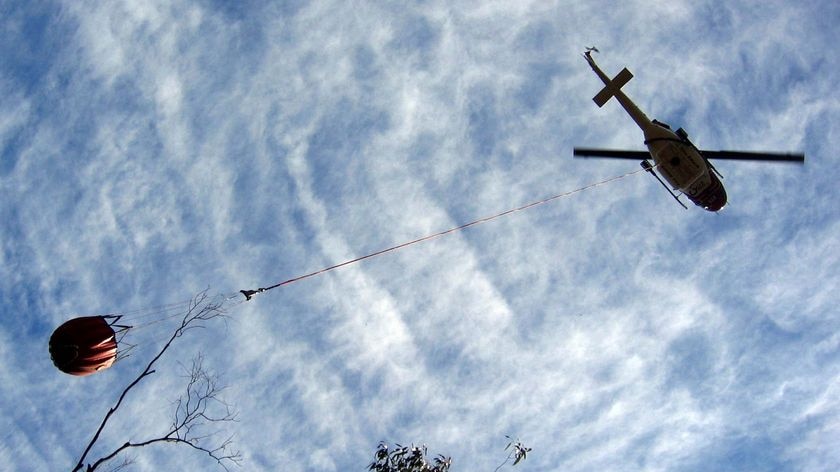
xmin=1 ymin=1 xmax=838 ymax=470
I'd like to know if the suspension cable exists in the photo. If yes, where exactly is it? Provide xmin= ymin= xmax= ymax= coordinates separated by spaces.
xmin=239 ymin=167 xmax=646 ymax=300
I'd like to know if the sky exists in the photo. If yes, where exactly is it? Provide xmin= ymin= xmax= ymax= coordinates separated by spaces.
xmin=2 ymin=0 xmax=839 ymax=470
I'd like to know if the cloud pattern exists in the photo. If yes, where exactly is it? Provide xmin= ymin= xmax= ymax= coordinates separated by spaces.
xmin=1 ymin=1 xmax=839 ymax=470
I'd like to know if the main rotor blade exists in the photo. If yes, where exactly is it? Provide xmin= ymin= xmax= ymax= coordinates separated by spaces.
xmin=573 ymin=148 xmax=650 ymax=160
xmin=699 ymin=150 xmax=805 ymax=163
xmin=574 ymin=148 xmax=806 ymax=163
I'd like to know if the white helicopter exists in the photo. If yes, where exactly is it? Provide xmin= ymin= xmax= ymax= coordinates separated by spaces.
xmin=574 ymin=48 xmax=805 ymax=211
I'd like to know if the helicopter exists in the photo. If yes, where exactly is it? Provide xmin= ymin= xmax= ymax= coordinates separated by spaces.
xmin=574 ymin=48 xmax=805 ymax=211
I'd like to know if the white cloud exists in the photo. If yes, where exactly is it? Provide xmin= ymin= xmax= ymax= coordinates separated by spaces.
xmin=2 ymin=0 xmax=839 ymax=470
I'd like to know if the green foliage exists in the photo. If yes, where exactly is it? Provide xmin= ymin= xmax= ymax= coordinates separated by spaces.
xmin=369 ymin=436 xmax=532 ymax=471
xmin=493 ymin=436 xmax=532 ymax=471
xmin=368 ymin=442 xmax=452 ymax=472
xmin=504 ymin=436 xmax=532 ymax=466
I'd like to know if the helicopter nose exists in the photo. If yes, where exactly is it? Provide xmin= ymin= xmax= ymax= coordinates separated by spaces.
xmin=692 ymin=173 xmax=727 ymax=211
xmin=703 ymin=188 xmax=727 ymax=211
xmin=705 ymin=198 xmax=726 ymax=211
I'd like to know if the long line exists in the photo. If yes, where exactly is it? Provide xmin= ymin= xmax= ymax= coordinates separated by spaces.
xmin=240 ymin=167 xmax=645 ymax=299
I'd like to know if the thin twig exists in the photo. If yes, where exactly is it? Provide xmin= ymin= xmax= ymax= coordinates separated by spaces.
xmin=73 ymin=291 xmax=237 ymax=471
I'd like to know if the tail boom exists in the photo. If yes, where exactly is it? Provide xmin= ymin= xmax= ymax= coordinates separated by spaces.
xmin=584 ymin=50 xmax=652 ymax=132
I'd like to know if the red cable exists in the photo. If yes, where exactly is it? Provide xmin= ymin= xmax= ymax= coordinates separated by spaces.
xmin=243 ymin=167 xmax=645 ymax=297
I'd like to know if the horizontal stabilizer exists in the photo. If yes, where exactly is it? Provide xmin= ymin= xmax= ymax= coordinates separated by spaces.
xmin=593 ymin=68 xmax=633 ymax=107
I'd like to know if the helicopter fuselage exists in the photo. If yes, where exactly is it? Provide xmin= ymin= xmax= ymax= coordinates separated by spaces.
xmin=642 ymin=120 xmax=726 ymax=211
xmin=585 ymin=52 xmax=727 ymax=211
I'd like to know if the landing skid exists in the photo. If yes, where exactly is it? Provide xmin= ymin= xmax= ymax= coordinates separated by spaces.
xmin=641 ymin=160 xmax=687 ymax=209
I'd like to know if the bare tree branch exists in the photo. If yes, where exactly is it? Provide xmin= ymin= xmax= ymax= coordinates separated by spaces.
xmin=102 ymin=456 xmax=133 ymax=472
xmin=73 ymin=291 xmax=239 ymax=472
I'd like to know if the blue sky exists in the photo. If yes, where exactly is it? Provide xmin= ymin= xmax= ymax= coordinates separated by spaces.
xmin=2 ymin=1 xmax=839 ymax=470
